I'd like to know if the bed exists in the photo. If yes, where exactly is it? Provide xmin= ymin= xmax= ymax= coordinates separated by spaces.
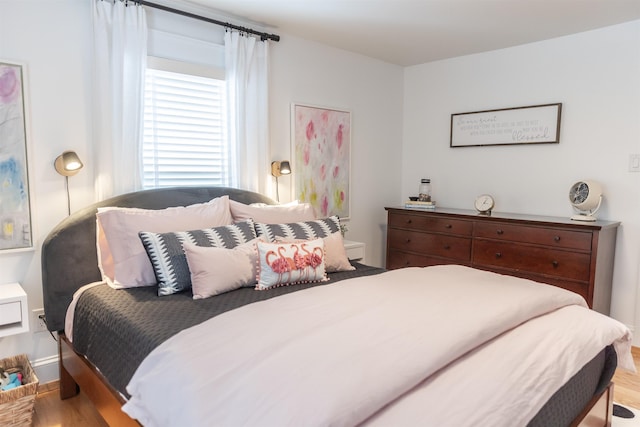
xmin=41 ymin=186 xmax=634 ymax=427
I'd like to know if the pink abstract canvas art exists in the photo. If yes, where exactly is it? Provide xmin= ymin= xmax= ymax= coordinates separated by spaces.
xmin=0 ymin=61 xmax=32 ymax=251
xmin=292 ymin=104 xmax=350 ymax=219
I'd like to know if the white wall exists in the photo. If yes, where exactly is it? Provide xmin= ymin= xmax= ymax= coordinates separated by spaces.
xmin=0 ymin=0 xmax=95 ymax=381
xmin=269 ymin=35 xmax=404 ymax=267
xmin=0 ymin=0 xmax=403 ymax=381
xmin=402 ymin=21 xmax=640 ymax=339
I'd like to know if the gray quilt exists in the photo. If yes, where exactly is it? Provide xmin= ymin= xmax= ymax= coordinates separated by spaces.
xmin=72 ymin=262 xmax=385 ymax=398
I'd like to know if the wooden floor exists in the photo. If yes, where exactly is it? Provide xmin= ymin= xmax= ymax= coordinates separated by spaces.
xmin=32 ymin=382 xmax=108 ymax=427
xmin=612 ymin=346 xmax=640 ymax=409
xmin=30 ymin=347 xmax=640 ymax=426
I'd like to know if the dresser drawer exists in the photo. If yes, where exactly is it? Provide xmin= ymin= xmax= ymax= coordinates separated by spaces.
xmin=388 ymin=213 xmax=473 ymax=236
xmin=388 ymin=229 xmax=471 ymax=261
xmin=473 ymin=240 xmax=591 ymax=281
xmin=474 ymin=222 xmax=592 ymax=251
xmin=475 ymin=267 xmax=591 ymax=301
xmin=386 ymin=250 xmax=460 ymax=270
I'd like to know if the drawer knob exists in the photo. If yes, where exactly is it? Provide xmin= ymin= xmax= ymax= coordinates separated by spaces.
xmin=495 ymin=252 xmax=502 ymax=258
xmin=406 ymin=238 xmax=411 ymax=243
xmin=552 ymin=260 xmax=559 ymax=268
xmin=406 ymin=219 xmax=412 ymax=224
xmin=554 ymin=236 xmax=561 ymax=242
xmin=443 ymin=245 xmax=451 ymax=250
xmin=445 ymin=224 xmax=452 ymax=229
xmin=496 ymin=229 xmax=504 ymax=235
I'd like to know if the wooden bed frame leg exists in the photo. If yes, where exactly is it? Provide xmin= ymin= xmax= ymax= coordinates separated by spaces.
xmin=57 ymin=333 xmax=140 ymax=426
xmin=58 ymin=333 xmax=80 ymax=399
xmin=572 ymin=382 xmax=614 ymax=427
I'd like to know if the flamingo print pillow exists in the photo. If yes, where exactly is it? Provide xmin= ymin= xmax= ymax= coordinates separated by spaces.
xmin=256 ymin=238 xmax=328 ymax=290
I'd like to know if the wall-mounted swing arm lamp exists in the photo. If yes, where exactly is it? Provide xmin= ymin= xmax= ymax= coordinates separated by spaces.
xmin=271 ymin=160 xmax=291 ymax=202
xmin=54 ymin=150 xmax=84 ymax=216
xmin=54 ymin=151 xmax=83 ymax=176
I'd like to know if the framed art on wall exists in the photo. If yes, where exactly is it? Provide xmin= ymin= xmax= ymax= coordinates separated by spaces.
xmin=292 ymin=103 xmax=351 ymax=219
xmin=0 ymin=60 xmax=33 ymax=251
xmin=450 ymin=103 xmax=562 ymax=147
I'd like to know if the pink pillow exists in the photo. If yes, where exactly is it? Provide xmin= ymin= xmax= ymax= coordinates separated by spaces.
xmin=256 ymin=238 xmax=327 ymax=290
xmin=275 ymin=232 xmax=355 ymax=273
xmin=183 ymin=240 xmax=258 ymax=299
xmin=229 ymin=200 xmax=315 ymax=224
xmin=97 ymin=196 xmax=233 ymax=289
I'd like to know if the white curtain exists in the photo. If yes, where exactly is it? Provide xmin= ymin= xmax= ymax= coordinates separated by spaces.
xmin=92 ymin=0 xmax=147 ymax=201
xmin=225 ymin=31 xmax=271 ymax=195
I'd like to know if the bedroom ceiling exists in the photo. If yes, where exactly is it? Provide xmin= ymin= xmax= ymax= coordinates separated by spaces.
xmin=172 ymin=0 xmax=640 ymax=66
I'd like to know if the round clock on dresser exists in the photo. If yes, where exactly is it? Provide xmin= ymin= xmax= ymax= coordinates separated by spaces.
xmin=474 ymin=194 xmax=495 ymax=215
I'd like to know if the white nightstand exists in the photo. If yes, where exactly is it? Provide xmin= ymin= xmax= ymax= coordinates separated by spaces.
xmin=343 ymin=240 xmax=366 ymax=263
xmin=0 ymin=283 xmax=29 ymax=337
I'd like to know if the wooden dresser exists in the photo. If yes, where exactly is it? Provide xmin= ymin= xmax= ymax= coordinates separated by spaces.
xmin=385 ymin=207 xmax=619 ymax=314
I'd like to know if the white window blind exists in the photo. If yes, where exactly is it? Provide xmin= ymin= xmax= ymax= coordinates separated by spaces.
xmin=143 ymin=66 xmax=228 ymax=188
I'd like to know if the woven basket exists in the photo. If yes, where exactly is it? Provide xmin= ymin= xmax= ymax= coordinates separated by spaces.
xmin=0 ymin=354 xmax=39 ymax=427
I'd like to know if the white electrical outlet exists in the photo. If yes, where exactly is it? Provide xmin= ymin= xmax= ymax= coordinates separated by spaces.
xmin=629 ymin=154 xmax=640 ymax=172
xmin=32 ymin=308 xmax=47 ymax=333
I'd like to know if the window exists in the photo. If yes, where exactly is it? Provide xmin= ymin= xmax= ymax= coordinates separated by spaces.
xmin=142 ymin=60 xmax=228 ymax=188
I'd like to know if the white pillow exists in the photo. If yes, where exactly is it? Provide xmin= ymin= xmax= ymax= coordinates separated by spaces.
xmin=229 ymin=199 xmax=315 ymax=224
xmin=183 ymin=239 xmax=259 ymax=299
xmin=97 ymin=196 xmax=233 ymax=289
xmin=275 ymin=231 xmax=355 ymax=273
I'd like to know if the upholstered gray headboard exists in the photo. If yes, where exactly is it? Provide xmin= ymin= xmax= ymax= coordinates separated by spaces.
xmin=41 ymin=186 xmax=275 ymax=332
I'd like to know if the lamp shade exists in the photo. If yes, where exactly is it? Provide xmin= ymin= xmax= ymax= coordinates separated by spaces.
xmin=271 ymin=160 xmax=292 ymax=177
xmin=279 ymin=161 xmax=291 ymax=175
xmin=54 ymin=151 xmax=83 ymax=177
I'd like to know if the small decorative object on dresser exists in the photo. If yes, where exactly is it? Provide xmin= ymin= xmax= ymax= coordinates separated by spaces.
xmin=405 ymin=200 xmax=436 ymax=210
xmin=569 ymin=180 xmax=603 ymax=222
xmin=418 ymin=178 xmax=432 ymax=202
xmin=474 ymin=194 xmax=494 ymax=215
xmin=385 ymin=207 xmax=619 ymax=314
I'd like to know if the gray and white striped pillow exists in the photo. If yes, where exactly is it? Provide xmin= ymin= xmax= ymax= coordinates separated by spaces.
xmin=255 ymin=216 xmax=341 ymax=242
xmin=139 ymin=219 xmax=256 ymax=296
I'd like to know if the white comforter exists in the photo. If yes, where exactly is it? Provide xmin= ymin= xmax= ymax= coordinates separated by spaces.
xmin=122 ymin=265 xmax=633 ymax=427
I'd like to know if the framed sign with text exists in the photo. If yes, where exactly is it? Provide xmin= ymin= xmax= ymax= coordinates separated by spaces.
xmin=450 ymin=103 xmax=562 ymax=147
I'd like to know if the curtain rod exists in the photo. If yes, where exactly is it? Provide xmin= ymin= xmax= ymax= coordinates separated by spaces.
xmin=136 ymin=1 xmax=280 ymax=42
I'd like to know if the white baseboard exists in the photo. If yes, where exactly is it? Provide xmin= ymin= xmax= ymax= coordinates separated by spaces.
xmin=31 ymin=354 xmax=59 ymax=384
